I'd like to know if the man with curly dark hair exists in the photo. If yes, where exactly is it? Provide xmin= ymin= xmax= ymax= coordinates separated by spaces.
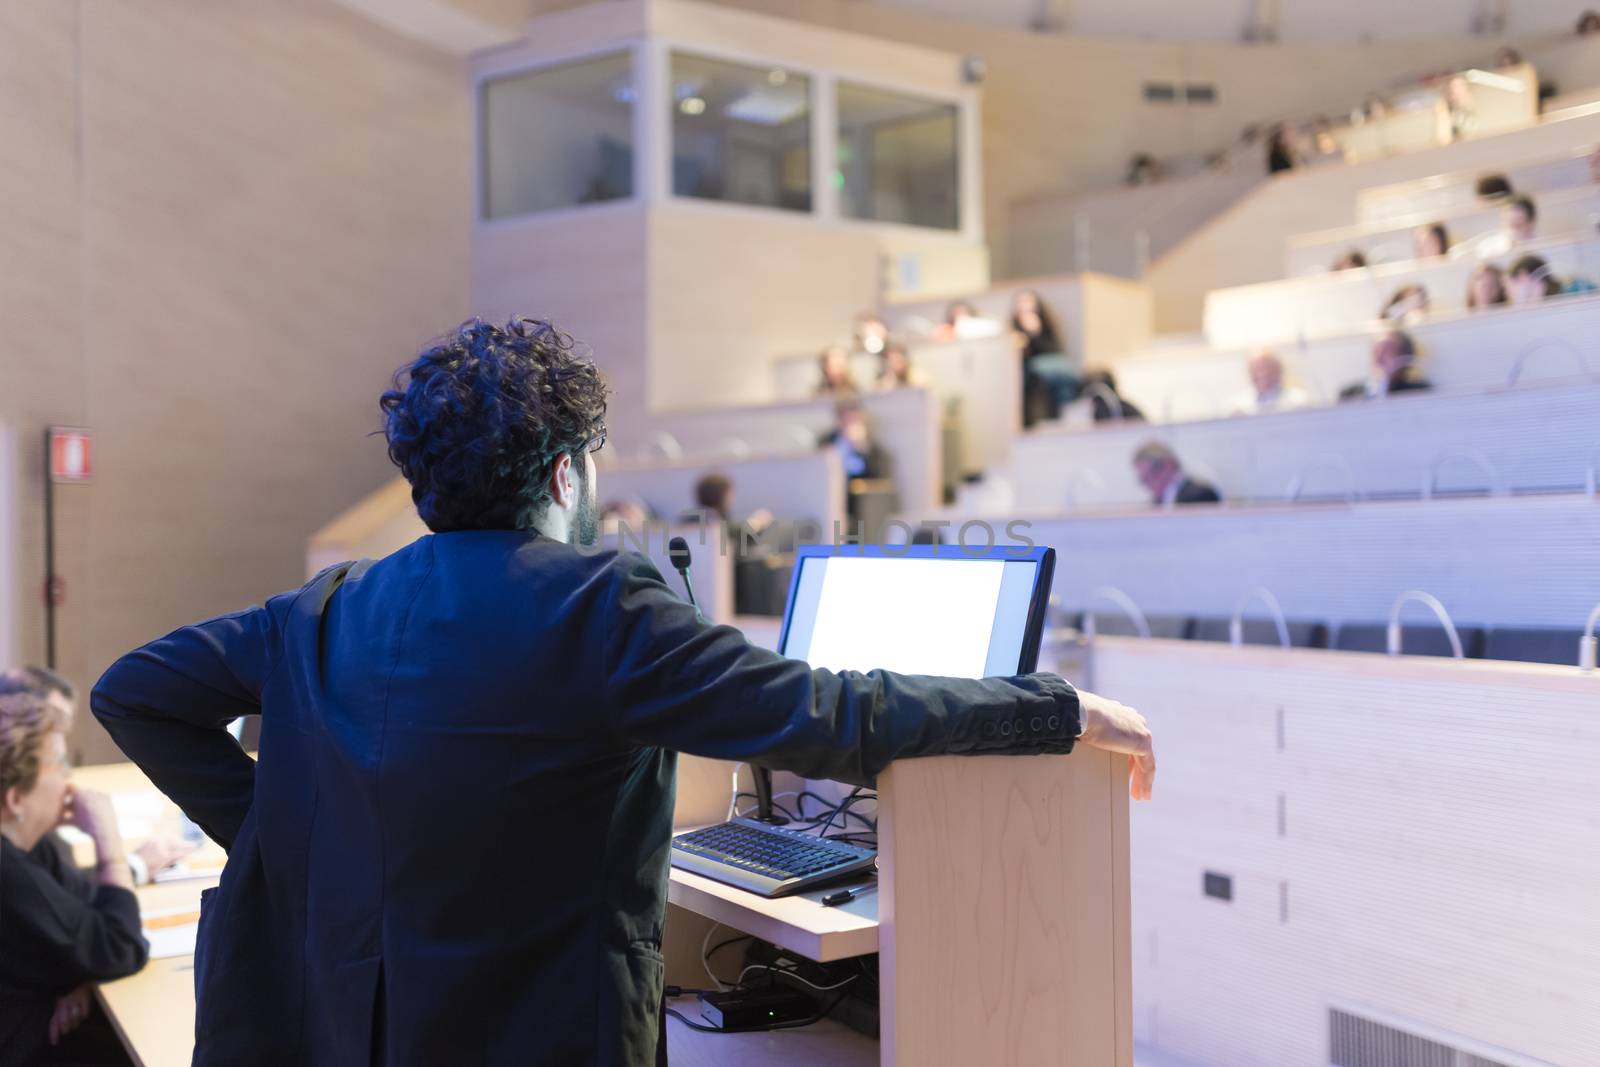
xmin=89 ymin=317 xmax=1154 ymax=1066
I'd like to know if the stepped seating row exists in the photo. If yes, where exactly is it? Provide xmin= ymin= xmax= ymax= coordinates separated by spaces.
xmin=1013 ymin=378 xmax=1599 ymax=511
xmin=1356 ymin=144 xmax=1595 ymax=224
xmin=1082 ymin=613 xmax=1587 ymax=666
xmin=1288 ymin=185 xmax=1600 ymax=277
xmin=1205 ymin=231 xmax=1600 ymax=349
xmin=1111 ymin=291 xmax=1600 ymax=422
xmin=914 ymin=493 xmax=1600 ymax=641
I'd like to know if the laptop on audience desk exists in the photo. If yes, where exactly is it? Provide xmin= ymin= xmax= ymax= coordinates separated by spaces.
xmin=669 ymin=542 xmax=1055 ymax=897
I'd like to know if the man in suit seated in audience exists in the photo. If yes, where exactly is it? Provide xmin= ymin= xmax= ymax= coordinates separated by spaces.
xmin=1132 ymin=441 xmax=1221 ymax=508
xmin=1340 ymin=330 xmax=1431 ymax=401
xmin=1233 ymin=350 xmax=1311 ymax=415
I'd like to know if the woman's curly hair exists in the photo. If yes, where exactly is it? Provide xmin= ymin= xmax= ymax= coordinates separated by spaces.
xmin=380 ymin=318 xmax=608 ymax=532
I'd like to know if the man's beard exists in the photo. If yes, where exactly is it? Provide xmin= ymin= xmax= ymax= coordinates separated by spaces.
xmin=572 ymin=462 xmax=599 ymax=547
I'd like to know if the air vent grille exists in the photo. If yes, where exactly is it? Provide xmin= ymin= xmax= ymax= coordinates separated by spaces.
xmin=1330 ymin=1008 xmax=1545 ymax=1067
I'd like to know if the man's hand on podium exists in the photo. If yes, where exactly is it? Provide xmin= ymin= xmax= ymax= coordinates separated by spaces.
xmin=1076 ymin=691 xmax=1156 ymax=801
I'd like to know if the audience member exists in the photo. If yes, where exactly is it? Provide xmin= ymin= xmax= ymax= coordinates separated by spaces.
xmin=1013 ymin=289 xmax=1077 ymax=426
xmin=937 ymin=301 xmax=1002 ymax=341
xmin=1 ymin=688 xmax=149 ymax=1064
xmin=1080 ymin=368 xmax=1146 ymax=422
xmin=1132 ymin=442 xmax=1221 ymax=507
xmin=1506 ymin=195 xmax=1537 ymax=243
xmin=821 ymin=400 xmax=894 ymax=522
xmin=1126 ymin=154 xmax=1163 ymax=186
xmin=1413 ymin=223 xmax=1450 ymax=259
xmin=875 ymin=342 xmax=927 ymax=390
xmin=1234 ymin=350 xmax=1311 ymax=415
xmin=1507 ymin=255 xmax=1564 ymax=304
xmin=1308 ymin=117 xmax=1341 ymax=163
xmin=1265 ymin=125 xmax=1298 ymax=174
xmin=1443 ymin=75 xmax=1476 ymax=142
xmin=1475 ymin=173 xmax=1514 ymax=203
xmin=1492 ymin=46 xmax=1523 ymax=68
xmin=1578 ymin=10 xmax=1600 ymax=34
xmin=1332 ymin=250 xmax=1368 ymax=271
xmin=0 ymin=668 xmax=192 ymax=885
xmin=1466 ymin=264 xmax=1509 ymax=309
xmin=693 ymin=472 xmax=735 ymax=523
xmin=853 ymin=312 xmax=889 ymax=356
xmin=815 ymin=344 xmax=857 ymax=398
xmin=599 ymin=497 xmax=652 ymax=533
xmin=1340 ymin=330 xmax=1431 ymax=400
xmin=1382 ymin=284 xmax=1430 ymax=326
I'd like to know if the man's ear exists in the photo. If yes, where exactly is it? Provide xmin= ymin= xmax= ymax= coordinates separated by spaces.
xmin=1 ymin=784 xmax=21 ymax=820
xmin=549 ymin=452 xmax=575 ymax=510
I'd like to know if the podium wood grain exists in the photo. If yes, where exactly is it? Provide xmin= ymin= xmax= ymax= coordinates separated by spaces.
xmin=877 ymin=750 xmax=1131 ymax=1067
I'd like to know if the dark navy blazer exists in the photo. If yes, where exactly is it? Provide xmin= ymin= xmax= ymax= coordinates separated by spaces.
xmin=91 ymin=532 xmax=1081 ymax=1066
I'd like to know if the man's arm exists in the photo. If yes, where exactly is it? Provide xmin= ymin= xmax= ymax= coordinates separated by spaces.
xmin=601 ymin=554 xmax=1081 ymax=787
xmin=90 ymin=594 xmax=295 ymax=850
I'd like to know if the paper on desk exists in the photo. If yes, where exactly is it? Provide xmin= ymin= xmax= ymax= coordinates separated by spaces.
xmin=141 ymin=906 xmax=201 ymax=959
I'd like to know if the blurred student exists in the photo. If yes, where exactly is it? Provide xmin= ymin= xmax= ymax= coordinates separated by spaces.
xmin=1233 ymin=351 xmax=1310 ymax=415
xmin=599 ymin=497 xmax=652 ymax=534
xmin=1 ymin=689 xmax=149 ymax=1065
xmin=1080 ymin=368 xmax=1146 ymax=423
xmin=1413 ymin=223 xmax=1450 ymax=259
xmin=1508 ymin=254 xmax=1597 ymax=303
xmin=821 ymin=400 xmax=894 ymax=522
xmin=1475 ymin=174 xmax=1513 ymax=204
xmin=1331 ymin=250 xmax=1368 ymax=271
xmin=1340 ymin=330 xmax=1431 ymax=400
xmin=1132 ymin=442 xmax=1221 ymax=507
xmin=1476 ymin=195 xmax=1537 ymax=257
xmin=1578 ymin=10 xmax=1600 ymax=34
xmin=815 ymin=344 xmax=858 ymax=398
xmin=1126 ymin=153 xmax=1162 ymax=186
xmin=1265 ymin=125 xmax=1298 ymax=174
xmin=1382 ymin=284 xmax=1430 ymax=326
xmin=1013 ymin=289 xmax=1077 ymax=425
xmin=1505 ymin=195 xmax=1537 ymax=243
xmin=853 ymin=312 xmax=890 ymax=356
xmin=875 ymin=342 xmax=927 ymax=390
xmin=1443 ymin=75 xmax=1476 ymax=142
xmin=936 ymin=301 xmax=1001 ymax=341
xmin=1466 ymin=264 xmax=1508 ymax=310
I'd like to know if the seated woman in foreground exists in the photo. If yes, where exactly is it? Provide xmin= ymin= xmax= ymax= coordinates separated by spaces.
xmin=0 ymin=690 xmax=148 ymax=1065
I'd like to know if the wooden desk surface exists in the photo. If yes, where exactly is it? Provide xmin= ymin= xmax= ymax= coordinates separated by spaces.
xmin=71 ymin=762 xmax=214 ymax=1067
xmin=667 ymin=867 xmax=880 ymax=964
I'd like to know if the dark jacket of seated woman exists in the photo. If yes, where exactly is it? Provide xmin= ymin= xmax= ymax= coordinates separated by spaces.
xmin=1 ymin=692 xmax=148 ymax=1066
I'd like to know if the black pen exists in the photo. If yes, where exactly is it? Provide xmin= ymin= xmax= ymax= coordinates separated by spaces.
xmin=821 ymin=883 xmax=878 ymax=907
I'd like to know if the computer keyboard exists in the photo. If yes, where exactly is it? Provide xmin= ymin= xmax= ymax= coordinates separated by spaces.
xmin=670 ymin=818 xmax=877 ymax=898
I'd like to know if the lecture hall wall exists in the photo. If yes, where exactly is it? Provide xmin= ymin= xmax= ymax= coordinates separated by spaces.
xmin=0 ymin=0 xmax=471 ymax=763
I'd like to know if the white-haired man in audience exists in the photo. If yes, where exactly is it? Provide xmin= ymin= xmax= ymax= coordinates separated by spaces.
xmin=1233 ymin=350 xmax=1310 ymax=415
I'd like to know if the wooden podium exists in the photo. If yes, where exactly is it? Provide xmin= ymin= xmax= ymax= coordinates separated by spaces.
xmin=665 ymin=750 xmax=1132 ymax=1066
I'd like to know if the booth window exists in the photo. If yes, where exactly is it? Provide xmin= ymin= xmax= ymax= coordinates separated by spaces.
xmin=669 ymin=52 xmax=812 ymax=212
xmin=479 ymin=52 xmax=636 ymax=220
xmin=836 ymin=82 xmax=959 ymax=231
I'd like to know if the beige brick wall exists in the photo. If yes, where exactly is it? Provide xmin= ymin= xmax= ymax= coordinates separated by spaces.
xmin=0 ymin=0 xmax=471 ymax=762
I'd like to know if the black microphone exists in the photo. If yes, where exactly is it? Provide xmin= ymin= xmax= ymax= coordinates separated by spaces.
xmin=667 ymin=536 xmax=699 ymax=612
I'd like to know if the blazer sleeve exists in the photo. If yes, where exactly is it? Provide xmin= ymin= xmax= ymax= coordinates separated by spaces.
xmin=600 ymin=553 xmax=1081 ymax=786
xmin=89 ymin=590 xmax=299 ymax=851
